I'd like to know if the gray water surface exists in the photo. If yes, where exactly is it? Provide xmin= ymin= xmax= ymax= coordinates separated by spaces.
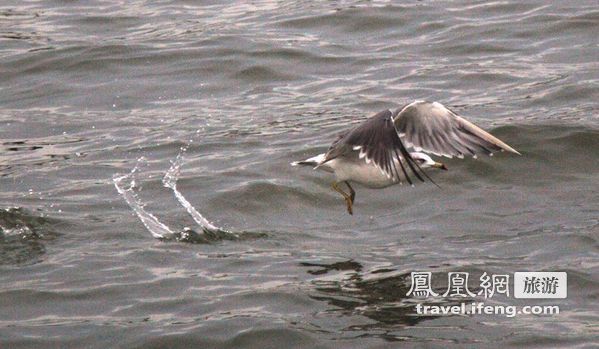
xmin=1 ymin=1 xmax=598 ymax=348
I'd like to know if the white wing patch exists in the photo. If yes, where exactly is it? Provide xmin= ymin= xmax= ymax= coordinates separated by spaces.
xmin=358 ymin=148 xmax=371 ymax=164
xmin=353 ymin=147 xmax=403 ymax=181
xmin=403 ymin=139 xmax=451 ymax=158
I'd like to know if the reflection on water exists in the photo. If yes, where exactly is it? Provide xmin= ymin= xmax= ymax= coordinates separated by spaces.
xmin=302 ymin=260 xmax=438 ymax=333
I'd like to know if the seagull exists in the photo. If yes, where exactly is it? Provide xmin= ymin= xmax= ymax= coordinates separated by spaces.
xmin=291 ymin=101 xmax=520 ymax=215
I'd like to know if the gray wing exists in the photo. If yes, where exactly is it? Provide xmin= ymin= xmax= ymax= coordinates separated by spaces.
xmin=322 ymin=109 xmax=426 ymax=185
xmin=393 ymin=101 xmax=520 ymax=158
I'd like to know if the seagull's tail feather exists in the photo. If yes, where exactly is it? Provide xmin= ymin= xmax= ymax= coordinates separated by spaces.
xmin=291 ymin=153 xmax=327 ymax=170
xmin=291 ymin=160 xmax=318 ymax=167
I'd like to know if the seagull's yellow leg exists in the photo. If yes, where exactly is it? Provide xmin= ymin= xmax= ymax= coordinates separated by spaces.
xmin=332 ymin=181 xmax=354 ymax=215
xmin=344 ymin=181 xmax=355 ymax=205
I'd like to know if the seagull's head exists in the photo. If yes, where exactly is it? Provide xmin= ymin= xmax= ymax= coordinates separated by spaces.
xmin=410 ymin=152 xmax=447 ymax=170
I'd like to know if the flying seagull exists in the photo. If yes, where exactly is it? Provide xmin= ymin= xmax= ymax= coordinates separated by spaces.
xmin=292 ymin=101 xmax=520 ymax=215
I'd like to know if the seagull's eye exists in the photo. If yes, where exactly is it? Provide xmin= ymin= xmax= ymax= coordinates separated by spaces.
xmin=414 ymin=158 xmax=425 ymax=165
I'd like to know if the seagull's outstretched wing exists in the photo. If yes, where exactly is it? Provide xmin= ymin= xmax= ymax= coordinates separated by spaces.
xmin=322 ymin=109 xmax=428 ymax=185
xmin=392 ymin=101 xmax=520 ymax=158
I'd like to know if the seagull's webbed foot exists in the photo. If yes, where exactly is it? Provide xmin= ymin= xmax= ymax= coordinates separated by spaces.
xmin=332 ymin=181 xmax=355 ymax=215
xmin=344 ymin=197 xmax=353 ymax=215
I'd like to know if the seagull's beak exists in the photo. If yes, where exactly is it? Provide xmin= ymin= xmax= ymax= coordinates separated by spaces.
xmin=433 ymin=162 xmax=448 ymax=170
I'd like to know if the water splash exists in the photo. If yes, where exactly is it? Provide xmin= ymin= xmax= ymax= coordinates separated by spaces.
xmin=113 ymin=157 xmax=176 ymax=240
xmin=163 ymin=145 xmax=220 ymax=232
xmin=162 ymin=144 xmax=240 ymax=240
xmin=113 ymin=141 xmax=248 ymax=243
